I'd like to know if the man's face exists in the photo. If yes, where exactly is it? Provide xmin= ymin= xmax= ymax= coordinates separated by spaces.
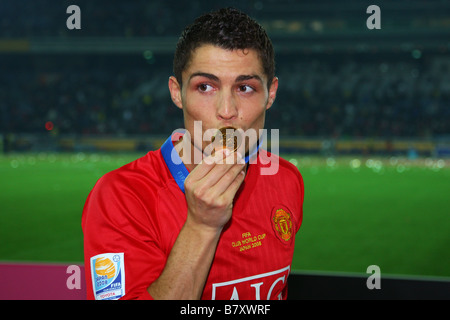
xmin=169 ymin=44 xmax=278 ymax=155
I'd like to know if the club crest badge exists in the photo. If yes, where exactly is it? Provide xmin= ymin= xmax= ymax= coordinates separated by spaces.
xmin=271 ymin=207 xmax=293 ymax=243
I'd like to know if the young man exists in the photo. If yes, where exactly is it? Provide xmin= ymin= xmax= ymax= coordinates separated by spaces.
xmin=82 ymin=7 xmax=304 ymax=300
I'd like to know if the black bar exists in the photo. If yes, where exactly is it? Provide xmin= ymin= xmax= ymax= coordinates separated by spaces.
xmin=287 ymin=272 xmax=450 ymax=300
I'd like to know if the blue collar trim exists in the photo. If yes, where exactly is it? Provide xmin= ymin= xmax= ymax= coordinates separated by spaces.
xmin=161 ymin=131 xmax=190 ymax=193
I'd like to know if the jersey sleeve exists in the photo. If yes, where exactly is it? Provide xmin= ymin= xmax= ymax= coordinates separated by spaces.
xmin=294 ymin=166 xmax=304 ymax=234
xmin=82 ymin=170 xmax=165 ymax=300
xmin=281 ymin=158 xmax=304 ymax=235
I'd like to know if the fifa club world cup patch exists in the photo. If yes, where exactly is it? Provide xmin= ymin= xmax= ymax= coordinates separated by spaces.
xmin=271 ymin=206 xmax=293 ymax=243
xmin=90 ymin=253 xmax=125 ymax=300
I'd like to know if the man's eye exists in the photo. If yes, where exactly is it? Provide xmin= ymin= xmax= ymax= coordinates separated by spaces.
xmin=198 ymin=84 xmax=214 ymax=92
xmin=238 ymin=85 xmax=254 ymax=93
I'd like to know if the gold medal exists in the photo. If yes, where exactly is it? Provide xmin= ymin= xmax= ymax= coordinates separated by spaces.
xmin=212 ymin=126 xmax=241 ymax=154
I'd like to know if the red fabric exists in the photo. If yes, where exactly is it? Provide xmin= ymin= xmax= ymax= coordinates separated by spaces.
xmin=82 ymin=147 xmax=303 ymax=300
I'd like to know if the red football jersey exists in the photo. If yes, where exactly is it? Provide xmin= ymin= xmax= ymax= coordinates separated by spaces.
xmin=82 ymin=134 xmax=304 ymax=300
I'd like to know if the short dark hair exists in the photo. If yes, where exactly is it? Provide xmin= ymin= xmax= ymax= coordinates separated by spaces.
xmin=173 ymin=7 xmax=275 ymax=88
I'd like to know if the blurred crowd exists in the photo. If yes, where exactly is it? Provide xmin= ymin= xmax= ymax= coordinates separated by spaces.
xmin=274 ymin=53 xmax=450 ymax=138
xmin=0 ymin=0 xmax=259 ymax=38
xmin=1 ymin=52 xmax=449 ymax=138
xmin=1 ymin=0 xmax=446 ymax=38
xmin=0 ymin=0 xmax=448 ymax=139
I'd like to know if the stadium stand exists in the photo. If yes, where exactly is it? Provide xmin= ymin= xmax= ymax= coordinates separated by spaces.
xmin=1 ymin=0 xmax=449 ymax=151
xmin=1 ymin=52 xmax=449 ymax=138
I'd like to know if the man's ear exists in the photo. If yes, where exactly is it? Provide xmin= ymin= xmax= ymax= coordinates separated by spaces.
xmin=266 ymin=76 xmax=278 ymax=110
xmin=168 ymin=76 xmax=183 ymax=110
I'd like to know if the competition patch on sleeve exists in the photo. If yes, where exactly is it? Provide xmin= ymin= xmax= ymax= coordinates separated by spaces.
xmin=90 ymin=253 xmax=125 ymax=300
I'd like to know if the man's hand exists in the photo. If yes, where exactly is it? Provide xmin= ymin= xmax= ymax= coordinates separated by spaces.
xmin=148 ymin=149 xmax=246 ymax=299
xmin=184 ymin=149 xmax=246 ymax=233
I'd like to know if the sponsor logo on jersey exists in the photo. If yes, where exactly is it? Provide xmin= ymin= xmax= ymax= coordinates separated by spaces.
xmin=90 ymin=253 xmax=125 ymax=300
xmin=211 ymin=265 xmax=290 ymax=300
xmin=272 ymin=208 xmax=293 ymax=243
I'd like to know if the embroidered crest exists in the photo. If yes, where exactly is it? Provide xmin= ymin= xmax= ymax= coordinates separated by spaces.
xmin=272 ymin=208 xmax=293 ymax=243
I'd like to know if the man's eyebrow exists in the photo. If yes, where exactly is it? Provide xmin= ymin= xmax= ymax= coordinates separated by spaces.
xmin=235 ymin=74 xmax=263 ymax=84
xmin=189 ymin=72 xmax=220 ymax=82
xmin=189 ymin=72 xmax=264 ymax=85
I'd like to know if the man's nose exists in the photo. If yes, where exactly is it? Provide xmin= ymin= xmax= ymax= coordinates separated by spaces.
xmin=217 ymin=92 xmax=238 ymax=121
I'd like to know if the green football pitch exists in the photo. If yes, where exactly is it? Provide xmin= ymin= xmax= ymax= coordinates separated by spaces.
xmin=0 ymin=152 xmax=449 ymax=279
